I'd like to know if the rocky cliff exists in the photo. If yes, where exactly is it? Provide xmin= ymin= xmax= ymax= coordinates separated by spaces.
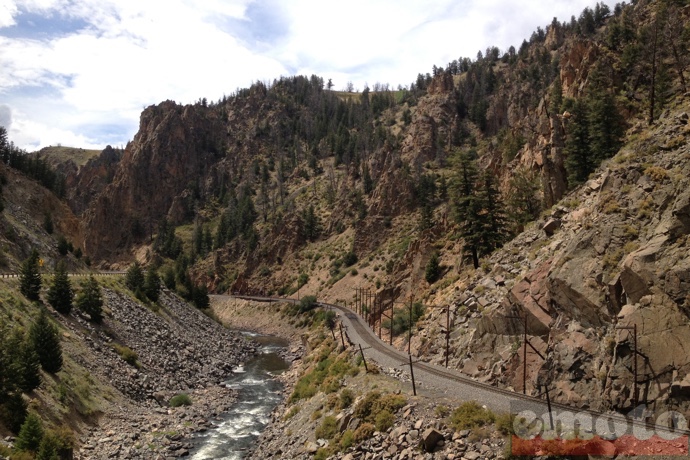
xmin=417 ymin=104 xmax=690 ymax=414
xmin=83 ymin=101 xmax=225 ymax=261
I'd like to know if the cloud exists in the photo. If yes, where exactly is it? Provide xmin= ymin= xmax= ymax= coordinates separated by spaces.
xmin=0 ymin=0 xmax=615 ymax=150
xmin=0 ymin=105 xmax=11 ymax=128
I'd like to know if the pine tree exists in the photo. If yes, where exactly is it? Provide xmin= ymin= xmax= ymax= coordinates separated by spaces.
xmin=18 ymin=336 xmax=41 ymax=393
xmin=29 ymin=309 xmax=62 ymax=374
xmin=587 ymin=91 xmax=624 ymax=163
xmin=302 ymin=205 xmax=321 ymax=241
xmin=479 ymin=170 xmax=507 ymax=254
xmin=47 ymin=261 xmax=73 ymax=315
xmin=36 ymin=433 xmax=60 ymax=460
xmin=125 ymin=262 xmax=145 ymax=292
xmin=75 ymin=275 xmax=103 ymax=323
xmin=15 ymin=412 xmax=44 ymax=453
xmin=508 ymin=168 xmax=542 ymax=230
xmin=564 ymin=98 xmax=592 ymax=187
xmin=0 ymin=392 xmax=28 ymax=433
xmin=19 ymin=249 xmax=42 ymax=302
xmin=425 ymin=252 xmax=441 ymax=283
xmin=452 ymin=152 xmax=482 ymax=268
xmin=144 ymin=267 xmax=161 ymax=302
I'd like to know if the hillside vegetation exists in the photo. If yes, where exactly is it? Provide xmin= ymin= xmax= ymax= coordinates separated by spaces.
xmin=1 ymin=0 xmax=690 ymax=453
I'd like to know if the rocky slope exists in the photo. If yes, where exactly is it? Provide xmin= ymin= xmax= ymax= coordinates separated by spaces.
xmin=0 ymin=163 xmax=84 ymax=271
xmin=417 ymin=101 xmax=690 ymax=414
xmin=0 ymin=278 xmax=255 ymax=458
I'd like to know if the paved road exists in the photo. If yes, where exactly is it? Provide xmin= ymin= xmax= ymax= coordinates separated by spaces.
xmin=213 ymin=294 xmax=690 ymax=440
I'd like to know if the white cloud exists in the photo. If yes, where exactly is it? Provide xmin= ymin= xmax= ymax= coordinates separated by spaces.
xmin=0 ymin=0 xmax=615 ymax=150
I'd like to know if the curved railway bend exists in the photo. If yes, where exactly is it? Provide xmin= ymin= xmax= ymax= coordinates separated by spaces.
xmin=220 ymin=294 xmax=690 ymax=440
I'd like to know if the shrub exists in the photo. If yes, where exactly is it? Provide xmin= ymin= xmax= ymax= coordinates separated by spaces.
xmin=375 ymin=409 xmax=395 ymax=432
xmin=113 ymin=344 xmax=139 ymax=368
xmin=435 ymin=405 xmax=450 ymax=418
xmin=338 ymin=389 xmax=354 ymax=409
xmin=299 ymin=295 xmax=318 ymax=312
xmin=495 ymin=413 xmax=515 ymax=435
xmin=169 ymin=393 xmax=192 ymax=407
xmin=340 ymin=429 xmax=354 ymax=449
xmin=449 ymin=401 xmax=495 ymax=431
xmin=353 ymin=422 xmax=375 ymax=442
xmin=342 ymin=251 xmax=357 ymax=267
xmin=315 ymin=416 xmax=338 ymax=440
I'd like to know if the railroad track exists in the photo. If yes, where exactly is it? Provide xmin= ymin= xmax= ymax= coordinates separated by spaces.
xmin=222 ymin=294 xmax=690 ymax=440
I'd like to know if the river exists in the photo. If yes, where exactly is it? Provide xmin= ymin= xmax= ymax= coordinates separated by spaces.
xmin=190 ymin=332 xmax=290 ymax=460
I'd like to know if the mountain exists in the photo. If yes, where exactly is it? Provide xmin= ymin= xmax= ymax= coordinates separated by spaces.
xmin=1 ymin=0 xmax=690 ymax=437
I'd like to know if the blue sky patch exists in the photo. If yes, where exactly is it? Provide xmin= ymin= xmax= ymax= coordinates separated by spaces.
xmin=0 ymin=10 xmax=89 ymax=40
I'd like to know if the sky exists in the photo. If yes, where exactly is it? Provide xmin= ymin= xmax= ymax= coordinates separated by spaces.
xmin=0 ymin=0 xmax=614 ymax=151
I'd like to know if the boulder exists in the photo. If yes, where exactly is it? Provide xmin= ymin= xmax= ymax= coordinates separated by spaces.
xmin=421 ymin=428 xmax=444 ymax=452
xmin=543 ymin=218 xmax=562 ymax=236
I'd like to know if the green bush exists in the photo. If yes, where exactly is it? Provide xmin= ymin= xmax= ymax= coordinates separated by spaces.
xmin=299 ymin=295 xmax=318 ymax=312
xmin=338 ymin=389 xmax=354 ymax=409
xmin=342 ymin=251 xmax=357 ymax=267
xmin=315 ymin=416 xmax=338 ymax=440
xmin=112 ymin=344 xmax=139 ymax=368
xmin=169 ymin=394 xmax=192 ymax=407
xmin=353 ymin=422 xmax=375 ymax=442
xmin=495 ymin=412 xmax=515 ymax=435
xmin=340 ymin=429 xmax=354 ymax=449
xmin=449 ymin=401 xmax=495 ymax=431
xmin=375 ymin=409 xmax=395 ymax=432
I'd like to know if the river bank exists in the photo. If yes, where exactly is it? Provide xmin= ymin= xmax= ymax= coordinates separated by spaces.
xmin=56 ymin=289 xmax=257 ymax=459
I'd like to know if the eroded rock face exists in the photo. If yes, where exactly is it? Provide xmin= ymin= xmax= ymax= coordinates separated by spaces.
xmin=83 ymin=101 xmax=225 ymax=261
xmin=420 ymin=107 xmax=690 ymax=414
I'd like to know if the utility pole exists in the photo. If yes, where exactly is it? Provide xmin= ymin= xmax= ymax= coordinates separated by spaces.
xmin=408 ymin=299 xmax=413 ymax=355
xmin=409 ymin=353 xmax=417 ymax=396
xmin=358 ymin=344 xmax=369 ymax=372
xmin=445 ymin=305 xmax=450 ymax=368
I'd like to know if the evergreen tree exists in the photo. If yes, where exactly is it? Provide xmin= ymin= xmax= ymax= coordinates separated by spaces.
xmin=479 ymin=170 xmax=508 ymax=254
xmin=18 ymin=336 xmax=41 ymax=393
xmin=564 ymin=98 xmax=592 ymax=187
xmin=47 ymin=261 xmax=73 ymax=315
xmin=0 ymin=392 xmax=27 ymax=433
xmin=15 ymin=412 xmax=44 ymax=453
xmin=144 ymin=267 xmax=161 ymax=302
xmin=162 ymin=266 xmax=176 ymax=290
xmin=192 ymin=283 xmax=210 ymax=309
xmin=507 ymin=168 xmax=542 ymax=230
xmin=425 ymin=252 xmax=441 ymax=283
xmin=29 ymin=309 xmax=63 ymax=374
xmin=4 ymin=329 xmax=42 ymax=393
xmin=125 ymin=262 xmax=145 ymax=293
xmin=587 ymin=91 xmax=624 ymax=163
xmin=302 ymin=205 xmax=321 ymax=241
xmin=19 ymin=249 xmax=42 ymax=302
xmin=36 ymin=433 xmax=60 ymax=460
xmin=452 ymin=152 xmax=482 ymax=268
xmin=75 ymin=275 xmax=103 ymax=323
